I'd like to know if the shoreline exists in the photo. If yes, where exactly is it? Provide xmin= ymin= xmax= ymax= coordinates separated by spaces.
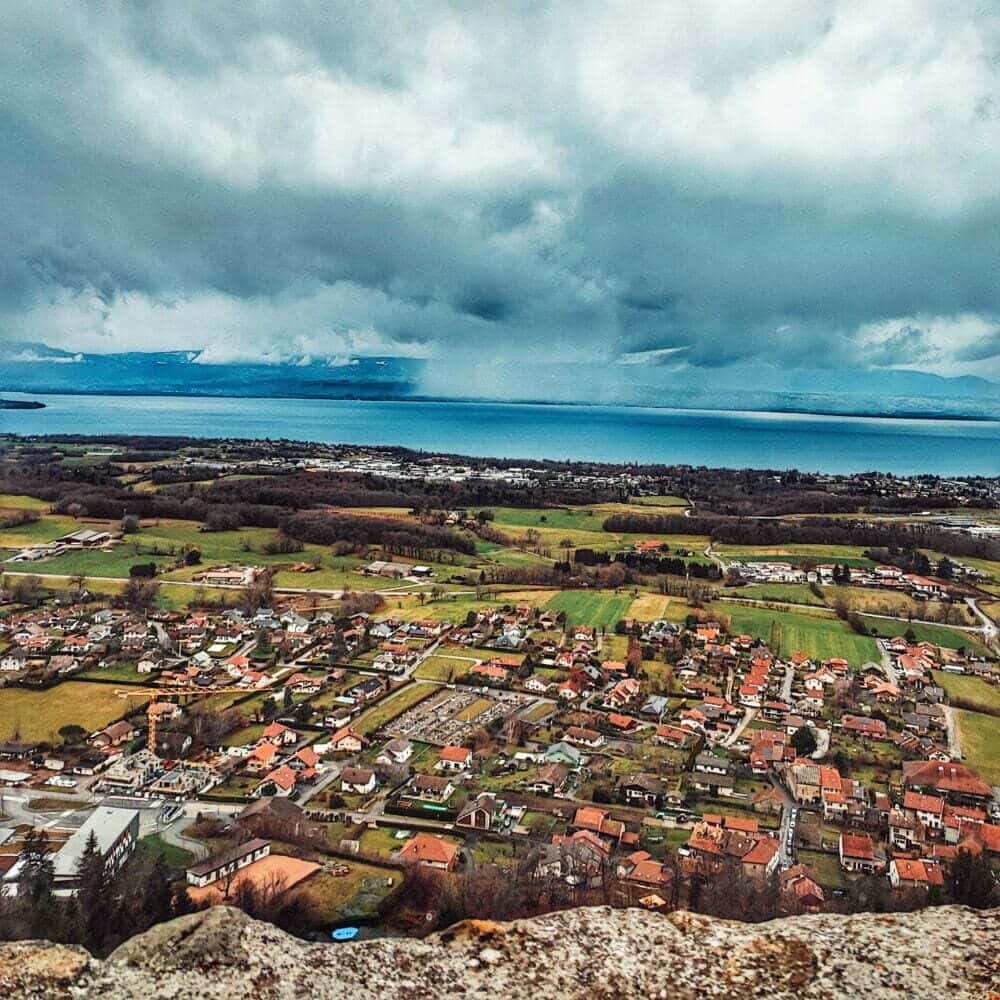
xmin=2 ymin=388 xmax=996 ymax=425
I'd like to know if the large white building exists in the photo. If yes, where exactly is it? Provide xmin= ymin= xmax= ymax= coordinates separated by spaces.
xmin=2 ymin=806 xmax=140 ymax=897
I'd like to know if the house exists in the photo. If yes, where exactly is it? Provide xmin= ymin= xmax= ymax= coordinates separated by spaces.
xmin=91 ymin=721 xmax=138 ymax=750
xmin=785 ymin=763 xmax=822 ymax=805
xmin=0 ymin=650 xmax=27 ymax=672
xmin=781 ymin=865 xmax=825 ymax=913
xmin=544 ymin=742 xmax=584 ymax=766
xmin=888 ymin=858 xmax=944 ymax=891
xmin=523 ymin=675 xmax=554 ymax=695
xmin=328 ymin=726 xmax=365 ymax=753
xmin=261 ymin=722 xmax=298 ymax=747
xmin=456 ymin=792 xmax=503 ymax=831
xmin=284 ymin=672 xmax=321 ymax=695
xmin=427 ymin=745 xmax=469 ymax=775
xmin=838 ymin=831 xmax=883 ymax=874
xmin=903 ymin=791 xmax=945 ymax=833
xmin=377 ymin=738 xmax=414 ymax=765
xmin=654 ymin=724 xmax=698 ymax=749
xmin=693 ymin=752 xmax=730 ymax=776
xmin=740 ymin=837 xmax=782 ymax=881
xmin=410 ymin=774 xmax=455 ymax=802
xmin=572 ymin=806 xmax=625 ymax=844
xmin=290 ymin=747 xmax=321 ymax=774
xmin=398 ymin=833 xmax=460 ymax=871
xmin=902 ymin=760 xmax=994 ymax=807
xmin=528 ymin=762 xmax=572 ymax=796
xmin=257 ymin=765 xmax=298 ymax=797
xmin=340 ymin=767 xmax=377 ymax=795
xmin=186 ymin=839 xmax=271 ymax=888
xmin=841 ymin=715 xmax=889 ymax=741
xmin=618 ymin=773 xmax=664 ymax=807
xmin=617 ymin=850 xmax=672 ymax=890
xmin=245 ymin=742 xmax=279 ymax=773
xmin=565 ymin=726 xmax=604 ymax=749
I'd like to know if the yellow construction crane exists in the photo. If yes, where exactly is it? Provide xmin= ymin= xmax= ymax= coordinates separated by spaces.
xmin=115 ymin=682 xmax=276 ymax=755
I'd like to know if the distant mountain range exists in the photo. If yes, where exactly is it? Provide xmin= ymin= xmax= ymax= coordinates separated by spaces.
xmin=1 ymin=340 xmax=997 ymax=420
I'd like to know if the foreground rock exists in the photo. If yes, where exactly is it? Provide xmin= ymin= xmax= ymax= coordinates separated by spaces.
xmin=0 ymin=905 xmax=997 ymax=999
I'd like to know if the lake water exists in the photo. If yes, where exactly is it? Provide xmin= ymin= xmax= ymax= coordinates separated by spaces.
xmin=2 ymin=392 xmax=998 ymax=476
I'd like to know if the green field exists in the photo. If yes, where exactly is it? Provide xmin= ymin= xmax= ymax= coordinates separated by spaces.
xmin=932 ymin=671 xmax=1000 ymax=715
xmin=544 ymin=591 xmax=633 ymax=631
xmin=0 ymin=682 xmax=130 ymax=741
xmin=138 ymin=833 xmax=195 ymax=869
xmin=729 ymin=583 xmax=825 ymax=606
xmin=413 ymin=656 xmax=473 ymax=682
xmin=955 ymin=709 xmax=1000 ymax=784
xmin=0 ymin=494 xmax=50 ymax=511
xmin=716 ymin=603 xmax=879 ymax=664
xmin=860 ymin=617 xmax=988 ymax=654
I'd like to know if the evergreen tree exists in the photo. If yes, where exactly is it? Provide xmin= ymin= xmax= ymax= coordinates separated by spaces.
xmin=19 ymin=829 xmax=58 ymax=940
xmin=75 ymin=830 xmax=111 ymax=954
xmin=948 ymin=849 xmax=997 ymax=909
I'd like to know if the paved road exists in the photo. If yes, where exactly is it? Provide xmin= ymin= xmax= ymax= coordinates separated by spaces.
xmin=877 ymin=640 xmax=901 ymax=685
xmin=722 ymin=707 xmax=757 ymax=747
xmin=158 ymin=815 xmax=210 ymax=861
xmin=770 ymin=774 xmax=798 ymax=870
xmin=966 ymin=598 xmax=998 ymax=651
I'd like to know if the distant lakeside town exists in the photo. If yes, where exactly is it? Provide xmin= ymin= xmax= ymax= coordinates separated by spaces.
xmin=0 ymin=434 xmax=997 ymax=954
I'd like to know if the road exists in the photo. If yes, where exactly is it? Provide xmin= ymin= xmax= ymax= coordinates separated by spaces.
xmin=770 ymin=774 xmax=798 ymax=870
xmin=722 ymin=707 xmax=757 ymax=747
xmin=966 ymin=598 xmax=998 ymax=652
xmin=780 ymin=662 xmax=794 ymax=703
xmin=942 ymin=705 xmax=963 ymax=761
xmin=877 ymin=640 xmax=901 ymax=685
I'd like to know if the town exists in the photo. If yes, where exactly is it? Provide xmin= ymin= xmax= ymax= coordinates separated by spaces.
xmin=0 ymin=434 xmax=997 ymax=953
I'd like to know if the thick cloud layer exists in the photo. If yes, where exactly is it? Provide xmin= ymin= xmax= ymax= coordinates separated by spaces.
xmin=1 ymin=0 xmax=999 ymax=391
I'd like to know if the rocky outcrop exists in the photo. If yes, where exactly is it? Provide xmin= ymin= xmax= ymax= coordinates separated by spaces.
xmin=0 ymin=904 xmax=996 ymax=1000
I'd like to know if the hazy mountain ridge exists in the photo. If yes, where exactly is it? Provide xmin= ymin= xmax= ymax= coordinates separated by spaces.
xmin=1 ymin=342 xmax=997 ymax=419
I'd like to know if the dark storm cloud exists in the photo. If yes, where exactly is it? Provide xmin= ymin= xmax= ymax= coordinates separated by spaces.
xmin=0 ymin=0 xmax=998 ymax=386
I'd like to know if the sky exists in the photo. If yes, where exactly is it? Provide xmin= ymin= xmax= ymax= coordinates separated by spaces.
xmin=2 ymin=1 xmax=999 ymax=397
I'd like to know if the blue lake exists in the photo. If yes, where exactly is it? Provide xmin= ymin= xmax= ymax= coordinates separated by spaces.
xmin=2 ymin=392 xmax=998 ymax=476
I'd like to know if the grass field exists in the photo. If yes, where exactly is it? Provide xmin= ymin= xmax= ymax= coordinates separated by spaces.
xmin=0 ymin=514 xmax=80 ymax=549
xmin=355 ymin=682 xmax=438 ymax=734
xmin=932 ymin=671 xmax=1000 ymax=715
xmin=0 ymin=682 xmax=129 ymax=741
xmin=413 ymin=656 xmax=473 ymax=683
xmin=628 ymin=593 xmax=691 ymax=622
xmin=0 ymin=494 xmax=50 ymax=511
xmin=307 ymin=861 xmax=399 ymax=921
xmin=955 ymin=709 xmax=1000 ymax=784
xmin=138 ymin=833 xmax=195 ymax=869
xmin=716 ymin=544 xmax=875 ymax=567
xmin=544 ymin=591 xmax=632 ymax=631
xmin=860 ymin=617 xmax=988 ymax=654
xmin=716 ymin=603 xmax=879 ymax=664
